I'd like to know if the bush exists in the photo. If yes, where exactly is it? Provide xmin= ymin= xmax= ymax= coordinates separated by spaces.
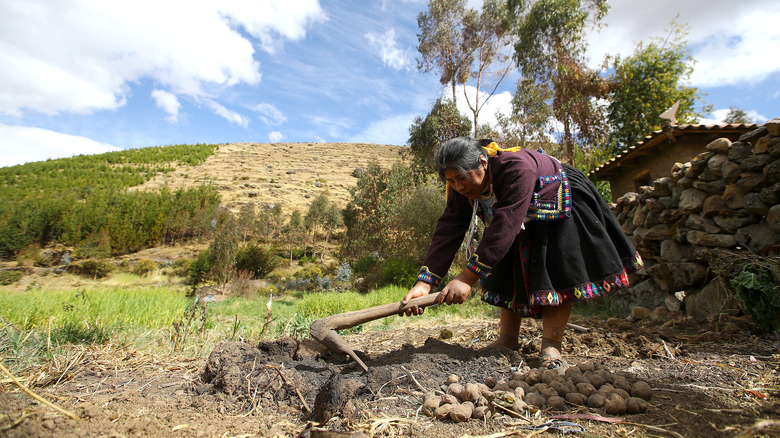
xmin=353 ymin=256 xmax=378 ymax=274
xmin=230 ymin=270 xmax=257 ymax=298
xmin=188 ymin=250 xmax=211 ymax=287
xmin=731 ymin=262 xmax=780 ymax=332
xmin=133 ymin=259 xmax=158 ymax=276
xmin=0 ymin=270 xmax=24 ymax=285
xmin=170 ymin=258 xmax=192 ymax=278
xmin=50 ymin=320 xmax=111 ymax=345
xmin=380 ymin=258 xmax=419 ymax=288
xmin=235 ymin=244 xmax=278 ymax=279
xmin=69 ymin=259 xmax=113 ymax=279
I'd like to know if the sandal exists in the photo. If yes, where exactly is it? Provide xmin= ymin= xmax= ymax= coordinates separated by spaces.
xmin=539 ymin=354 xmax=569 ymax=374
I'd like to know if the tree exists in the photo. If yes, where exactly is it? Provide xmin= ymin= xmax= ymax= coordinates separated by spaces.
xmin=417 ymin=0 xmax=472 ymax=104
xmin=304 ymin=193 xmax=341 ymax=259
xmin=508 ymin=0 xmax=610 ymax=165
xmin=606 ymin=20 xmax=709 ymax=151
xmin=417 ymin=0 xmax=515 ymax=133
xmin=406 ymin=99 xmax=472 ymax=183
xmin=723 ymin=106 xmax=752 ymax=124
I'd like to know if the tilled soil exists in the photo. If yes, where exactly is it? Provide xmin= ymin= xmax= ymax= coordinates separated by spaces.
xmin=1 ymin=315 xmax=779 ymax=438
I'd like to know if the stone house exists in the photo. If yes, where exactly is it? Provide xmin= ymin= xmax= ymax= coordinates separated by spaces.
xmin=589 ymin=123 xmax=757 ymax=199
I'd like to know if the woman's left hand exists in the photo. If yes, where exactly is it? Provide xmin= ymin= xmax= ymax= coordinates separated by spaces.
xmin=439 ymin=270 xmax=480 ymax=305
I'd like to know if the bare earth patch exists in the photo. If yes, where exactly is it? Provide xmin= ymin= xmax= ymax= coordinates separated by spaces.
xmin=2 ymin=314 xmax=778 ymax=438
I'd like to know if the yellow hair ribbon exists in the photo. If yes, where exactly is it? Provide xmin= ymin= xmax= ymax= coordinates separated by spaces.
xmin=482 ymin=141 xmax=522 ymax=157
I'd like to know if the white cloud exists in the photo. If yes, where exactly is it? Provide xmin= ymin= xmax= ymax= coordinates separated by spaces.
xmin=348 ymin=113 xmax=416 ymax=145
xmin=0 ymin=123 xmax=121 ymax=167
xmin=151 ymin=90 xmax=181 ymax=123
xmin=699 ymin=108 xmax=768 ymax=125
xmin=587 ymin=0 xmax=780 ymax=87
xmin=0 ymin=0 xmax=326 ymax=116
xmin=365 ymin=29 xmax=411 ymax=70
xmin=253 ymin=103 xmax=287 ymax=126
xmin=446 ymin=84 xmax=514 ymax=130
xmin=205 ymin=101 xmax=249 ymax=128
xmin=269 ymin=131 xmax=285 ymax=142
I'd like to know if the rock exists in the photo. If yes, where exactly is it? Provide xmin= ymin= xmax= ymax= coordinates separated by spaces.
xmin=764 ymin=159 xmax=780 ymax=184
xmin=649 ymin=178 xmax=672 ymax=197
xmin=685 ymin=280 xmax=739 ymax=322
xmin=767 ymin=117 xmax=780 ymax=136
xmin=759 ymin=182 xmax=780 ymax=204
xmin=721 ymin=161 xmax=743 ymax=182
xmin=630 ymin=306 xmax=651 ymax=321
xmin=768 ymin=205 xmax=780 ymax=233
xmin=755 ymin=136 xmax=772 ymax=154
xmin=736 ymin=223 xmax=780 ymax=253
xmin=650 ymin=306 xmax=671 ymax=321
xmin=686 ymin=231 xmax=737 ymax=248
xmin=633 ymin=205 xmax=648 ymax=227
xmin=728 ymin=142 xmax=754 ymax=163
xmin=642 ymin=224 xmax=669 ymax=241
xmin=743 ymin=193 xmax=770 ymax=216
xmin=706 ymin=138 xmax=732 ymax=153
xmin=693 ymin=179 xmax=726 ymax=195
xmin=679 ymin=189 xmax=708 ymax=213
xmin=741 ymin=154 xmax=775 ymax=173
xmin=647 ymin=262 xmax=708 ymax=292
xmin=702 ymin=195 xmax=728 ymax=217
xmin=687 ymin=152 xmax=715 ymax=177
xmin=660 ymin=240 xmax=687 ymax=261
xmin=736 ymin=173 xmax=766 ymax=192
xmin=665 ymin=295 xmax=682 ymax=312
xmin=685 ymin=215 xmax=723 ymax=233
xmin=713 ymin=212 xmax=760 ymax=234
xmin=738 ymin=127 xmax=767 ymax=144
xmin=722 ymin=185 xmax=747 ymax=209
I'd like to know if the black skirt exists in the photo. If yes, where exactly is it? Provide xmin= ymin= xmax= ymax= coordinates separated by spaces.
xmin=480 ymin=165 xmax=643 ymax=317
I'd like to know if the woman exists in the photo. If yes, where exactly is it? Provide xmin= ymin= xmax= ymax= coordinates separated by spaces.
xmin=402 ymin=137 xmax=643 ymax=369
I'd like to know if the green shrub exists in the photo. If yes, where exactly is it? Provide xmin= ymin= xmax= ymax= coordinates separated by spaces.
xmin=133 ymin=259 xmax=158 ymax=276
xmin=731 ymin=263 xmax=780 ymax=332
xmin=353 ymin=256 xmax=378 ymax=274
xmin=170 ymin=258 xmax=192 ymax=278
xmin=70 ymin=259 xmax=113 ymax=279
xmin=0 ymin=270 xmax=24 ymax=285
xmin=50 ymin=320 xmax=111 ymax=346
xmin=188 ymin=250 xmax=211 ymax=287
xmin=380 ymin=258 xmax=419 ymax=288
xmin=72 ymin=231 xmax=112 ymax=260
xmin=235 ymin=244 xmax=278 ymax=279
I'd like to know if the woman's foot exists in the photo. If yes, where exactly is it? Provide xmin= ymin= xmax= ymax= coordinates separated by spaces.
xmin=485 ymin=334 xmax=520 ymax=351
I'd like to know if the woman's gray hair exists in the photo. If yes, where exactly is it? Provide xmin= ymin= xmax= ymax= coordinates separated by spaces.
xmin=434 ymin=137 xmax=487 ymax=181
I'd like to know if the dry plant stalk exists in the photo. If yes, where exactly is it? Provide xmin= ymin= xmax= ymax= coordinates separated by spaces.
xmin=0 ymin=361 xmax=80 ymax=421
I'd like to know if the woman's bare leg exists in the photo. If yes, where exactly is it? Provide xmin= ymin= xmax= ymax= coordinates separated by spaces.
xmin=541 ymin=303 xmax=573 ymax=358
xmin=487 ymin=307 xmax=521 ymax=349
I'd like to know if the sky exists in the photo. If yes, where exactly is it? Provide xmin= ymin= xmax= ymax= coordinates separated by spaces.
xmin=1 ymin=0 xmax=779 ymax=168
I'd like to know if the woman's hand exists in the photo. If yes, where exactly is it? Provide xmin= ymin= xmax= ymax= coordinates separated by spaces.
xmin=401 ymin=281 xmax=432 ymax=316
xmin=440 ymin=270 xmax=480 ymax=305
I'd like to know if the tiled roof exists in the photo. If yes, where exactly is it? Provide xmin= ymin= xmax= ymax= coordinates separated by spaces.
xmin=588 ymin=123 xmax=758 ymax=178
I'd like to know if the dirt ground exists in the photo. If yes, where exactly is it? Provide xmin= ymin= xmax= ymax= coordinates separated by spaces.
xmin=2 ymin=313 xmax=779 ymax=438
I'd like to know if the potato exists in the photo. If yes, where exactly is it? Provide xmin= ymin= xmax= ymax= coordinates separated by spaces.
xmin=626 ymin=397 xmax=648 ymax=414
xmin=517 ymin=381 xmax=532 ymax=395
xmin=605 ymin=393 xmax=626 ymax=415
xmin=578 ymin=361 xmax=596 ymax=373
xmin=472 ymin=405 xmax=492 ymax=420
xmin=541 ymin=369 xmax=559 ymax=384
xmin=524 ymin=369 xmax=542 ymax=385
xmin=587 ymin=393 xmax=606 ymax=409
xmin=508 ymin=379 xmax=522 ymax=389
xmin=615 ymin=388 xmax=630 ymax=399
xmin=631 ymin=381 xmax=653 ymax=401
xmin=422 ymin=395 xmax=441 ymax=417
xmin=484 ymin=376 xmax=497 ymax=388
xmin=445 ymin=374 xmax=459 ymax=385
xmin=546 ymin=395 xmax=566 ymax=411
xmin=434 ymin=403 xmax=453 ymax=420
xmin=540 ymin=387 xmax=558 ymax=399
xmin=569 ymin=373 xmax=588 ymax=386
xmin=441 ymin=394 xmax=459 ymax=405
xmin=597 ymin=369 xmax=615 ymax=384
xmin=524 ymin=392 xmax=546 ymax=408
xmin=462 ymin=383 xmax=480 ymax=403
xmin=565 ymin=392 xmax=587 ymax=405
xmin=576 ymin=382 xmax=596 ymax=397
xmin=481 ymin=389 xmax=495 ymax=402
xmin=586 ymin=372 xmax=606 ymax=389
xmin=494 ymin=380 xmax=510 ymax=391
xmin=449 ymin=401 xmax=474 ymax=423
xmin=564 ymin=379 xmax=578 ymax=395
xmin=550 ymin=380 xmax=569 ymax=397
xmin=613 ymin=377 xmax=631 ymax=393
xmin=598 ymin=383 xmax=615 ymax=397
xmin=564 ymin=366 xmax=582 ymax=379
xmin=511 ymin=398 xmax=528 ymax=414
xmin=511 ymin=371 xmax=525 ymax=381
xmin=476 ymin=396 xmax=489 ymax=407
xmin=448 ymin=383 xmax=464 ymax=400
xmin=513 ymin=386 xmax=525 ymax=400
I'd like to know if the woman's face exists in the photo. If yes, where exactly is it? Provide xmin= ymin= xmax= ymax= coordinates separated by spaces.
xmin=444 ymin=155 xmax=489 ymax=200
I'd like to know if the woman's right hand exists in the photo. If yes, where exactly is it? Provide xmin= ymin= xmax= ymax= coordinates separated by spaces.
xmin=401 ymin=281 xmax=433 ymax=316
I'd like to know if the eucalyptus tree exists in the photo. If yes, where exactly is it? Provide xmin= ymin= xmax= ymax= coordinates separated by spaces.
xmin=507 ymin=0 xmax=610 ymax=165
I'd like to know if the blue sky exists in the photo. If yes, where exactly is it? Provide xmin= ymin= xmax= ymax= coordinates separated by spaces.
xmin=1 ymin=0 xmax=778 ymax=167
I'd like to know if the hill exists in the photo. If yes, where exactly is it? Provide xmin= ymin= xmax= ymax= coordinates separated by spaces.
xmin=134 ymin=142 xmax=404 ymax=215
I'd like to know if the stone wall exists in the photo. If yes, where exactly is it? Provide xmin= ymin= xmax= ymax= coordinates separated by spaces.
xmin=609 ymin=118 xmax=780 ymax=322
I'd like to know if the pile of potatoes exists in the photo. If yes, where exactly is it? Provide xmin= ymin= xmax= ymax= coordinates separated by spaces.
xmin=422 ymin=361 xmax=651 ymax=423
